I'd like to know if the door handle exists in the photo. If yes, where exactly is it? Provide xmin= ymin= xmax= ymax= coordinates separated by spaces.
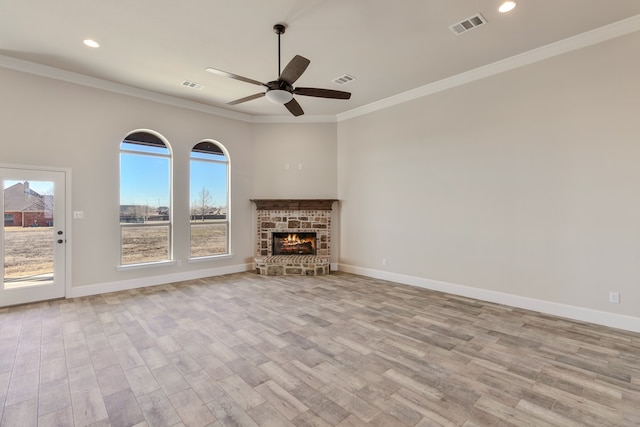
xmin=57 ymin=239 xmax=64 ymax=244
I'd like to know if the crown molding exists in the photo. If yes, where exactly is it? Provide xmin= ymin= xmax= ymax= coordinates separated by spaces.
xmin=337 ymin=13 xmax=640 ymax=122
xmin=249 ymin=114 xmax=337 ymax=124
xmin=0 ymin=54 xmax=339 ymax=124
xmin=0 ymin=54 xmax=254 ymax=122
xmin=2 ymin=13 xmax=639 ymax=125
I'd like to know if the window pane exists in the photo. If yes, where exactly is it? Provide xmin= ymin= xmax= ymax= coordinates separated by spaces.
xmin=189 ymin=141 xmax=229 ymax=258
xmin=119 ymin=131 xmax=171 ymax=266
xmin=3 ymin=180 xmax=55 ymax=287
xmin=189 ymin=161 xmax=227 ymax=218
xmin=190 ymin=223 xmax=228 ymax=257
xmin=121 ymin=142 xmax=169 ymax=155
xmin=122 ymin=132 xmax=169 ymax=154
xmin=121 ymin=225 xmax=170 ymax=264
xmin=120 ymin=153 xmax=170 ymax=213
xmin=192 ymin=141 xmax=224 ymax=156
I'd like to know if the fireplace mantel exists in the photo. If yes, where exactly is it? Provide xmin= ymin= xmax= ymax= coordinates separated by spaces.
xmin=251 ymin=199 xmax=337 ymax=211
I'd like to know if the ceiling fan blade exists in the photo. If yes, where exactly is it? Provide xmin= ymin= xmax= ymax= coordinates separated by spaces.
xmin=284 ymin=98 xmax=304 ymax=116
xmin=205 ymin=67 xmax=266 ymax=87
xmin=279 ymin=55 xmax=310 ymax=85
xmin=294 ymin=87 xmax=351 ymax=99
xmin=228 ymin=92 xmax=265 ymax=105
xmin=293 ymin=87 xmax=351 ymax=99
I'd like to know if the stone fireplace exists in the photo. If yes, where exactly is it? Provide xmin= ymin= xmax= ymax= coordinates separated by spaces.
xmin=252 ymin=199 xmax=337 ymax=275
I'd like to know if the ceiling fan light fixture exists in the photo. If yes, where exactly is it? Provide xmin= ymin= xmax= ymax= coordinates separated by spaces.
xmin=499 ymin=1 xmax=516 ymax=13
xmin=265 ymin=89 xmax=293 ymax=104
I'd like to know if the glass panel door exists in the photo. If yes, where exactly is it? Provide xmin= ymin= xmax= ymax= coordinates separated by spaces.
xmin=1 ymin=168 xmax=66 ymax=306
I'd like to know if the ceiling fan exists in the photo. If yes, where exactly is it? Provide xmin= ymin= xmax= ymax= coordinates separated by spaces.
xmin=205 ymin=24 xmax=351 ymax=117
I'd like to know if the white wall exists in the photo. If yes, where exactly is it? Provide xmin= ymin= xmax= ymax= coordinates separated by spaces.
xmin=251 ymin=122 xmax=337 ymax=199
xmin=0 ymin=71 xmax=213 ymax=295
xmin=0 ymin=66 xmax=340 ymax=295
xmin=337 ymin=31 xmax=640 ymax=329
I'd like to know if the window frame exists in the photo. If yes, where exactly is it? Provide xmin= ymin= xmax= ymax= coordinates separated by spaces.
xmin=118 ymin=130 xmax=173 ymax=269
xmin=189 ymin=139 xmax=230 ymax=260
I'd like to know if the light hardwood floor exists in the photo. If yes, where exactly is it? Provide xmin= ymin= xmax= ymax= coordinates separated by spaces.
xmin=1 ymin=272 xmax=639 ymax=426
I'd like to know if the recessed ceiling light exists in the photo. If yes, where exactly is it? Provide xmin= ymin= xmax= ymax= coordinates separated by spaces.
xmin=498 ymin=1 xmax=516 ymax=13
xmin=83 ymin=39 xmax=100 ymax=48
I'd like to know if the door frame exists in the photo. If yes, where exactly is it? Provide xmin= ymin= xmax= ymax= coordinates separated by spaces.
xmin=1 ymin=163 xmax=72 ymax=303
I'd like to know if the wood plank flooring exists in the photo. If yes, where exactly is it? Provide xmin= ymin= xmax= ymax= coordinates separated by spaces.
xmin=1 ymin=272 xmax=639 ymax=426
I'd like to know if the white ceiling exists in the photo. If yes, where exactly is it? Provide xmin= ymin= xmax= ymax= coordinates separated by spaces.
xmin=2 ymin=1 xmax=640 ymax=119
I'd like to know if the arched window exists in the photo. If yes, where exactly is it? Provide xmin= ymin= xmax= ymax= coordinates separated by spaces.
xmin=119 ymin=130 xmax=172 ymax=265
xmin=190 ymin=140 xmax=229 ymax=258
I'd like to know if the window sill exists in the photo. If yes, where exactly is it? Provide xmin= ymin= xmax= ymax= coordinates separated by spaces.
xmin=189 ymin=253 xmax=233 ymax=263
xmin=116 ymin=260 xmax=176 ymax=271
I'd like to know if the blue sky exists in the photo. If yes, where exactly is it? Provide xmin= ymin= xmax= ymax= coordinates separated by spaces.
xmin=120 ymin=153 xmax=170 ymax=206
xmin=4 ymin=150 xmax=228 ymax=211
xmin=189 ymin=160 xmax=228 ymax=208
xmin=119 ymin=152 xmax=227 ymax=208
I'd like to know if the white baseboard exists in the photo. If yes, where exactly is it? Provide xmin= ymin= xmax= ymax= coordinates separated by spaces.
xmin=68 ymin=263 xmax=253 ymax=298
xmin=67 ymin=261 xmax=640 ymax=333
xmin=338 ymin=264 xmax=640 ymax=334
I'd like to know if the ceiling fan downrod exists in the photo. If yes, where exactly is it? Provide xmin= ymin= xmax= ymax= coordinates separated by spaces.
xmin=273 ymin=24 xmax=286 ymax=77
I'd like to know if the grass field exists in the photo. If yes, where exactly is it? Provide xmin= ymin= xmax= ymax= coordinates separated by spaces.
xmin=190 ymin=223 xmax=228 ymax=258
xmin=121 ymin=222 xmax=228 ymax=264
xmin=3 ymin=227 xmax=53 ymax=278
xmin=121 ymin=225 xmax=171 ymax=265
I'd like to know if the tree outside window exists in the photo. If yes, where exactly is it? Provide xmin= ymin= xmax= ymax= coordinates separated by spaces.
xmin=119 ymin=131 xmax=172 ymax=265
xmin=190 ymin=141 xmax=229 ymax=258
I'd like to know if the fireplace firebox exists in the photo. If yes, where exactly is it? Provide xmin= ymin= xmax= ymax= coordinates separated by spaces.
xmin=272 ymin=232 xmax=316 ymax=256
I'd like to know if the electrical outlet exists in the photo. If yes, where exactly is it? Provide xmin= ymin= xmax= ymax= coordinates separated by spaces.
xmin=382 ymin=258 xmax=387 ymax=266
xmin=609 ymin=292 xmax=620 ymax=304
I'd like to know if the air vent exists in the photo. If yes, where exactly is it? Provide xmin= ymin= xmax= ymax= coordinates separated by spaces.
xmin=332 ymin=74 xmax=355 ymax=85
xmin=182 ymin=80 xmax=204 ymax=90
xmin=449 ymin=14 xmax=487 ymax=35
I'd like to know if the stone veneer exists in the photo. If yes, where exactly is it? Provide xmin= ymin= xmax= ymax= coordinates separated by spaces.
xmin=252 ymin=199 xmax=337 ymax=275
